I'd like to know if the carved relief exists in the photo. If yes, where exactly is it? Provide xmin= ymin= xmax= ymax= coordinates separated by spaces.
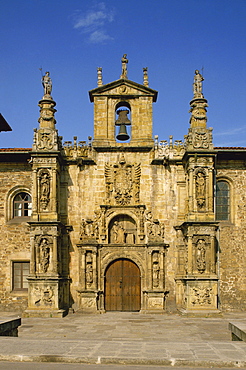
xmin=191 ymin=286 xmax=212 ymax=305
xmin=35 ymin=129 xmax=56 ymax=151
xmin=105 ymin=154 xmax=141 ymax=205
xmin=80 ymin=211 xmax=100 ymax=241
xmin=33 ymin=285 xmax=54 ymax=306
xmin=195 ymin=170 xmax=206 ymax=209
xmin=146 ymin=212 xmax=165 ymax=242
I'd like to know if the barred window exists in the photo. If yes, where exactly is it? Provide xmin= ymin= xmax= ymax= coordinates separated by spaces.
xmin=13 ymin=192 xmax=32 ymax=218
xmin=12 ymin=262 xmax=29 ymax=291
xmin=216 ymin=181 xmax=230 ymax=221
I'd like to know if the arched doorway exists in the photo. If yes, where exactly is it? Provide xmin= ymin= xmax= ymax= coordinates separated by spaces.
xmin=105 ymin=259 xmax=141 ymax=311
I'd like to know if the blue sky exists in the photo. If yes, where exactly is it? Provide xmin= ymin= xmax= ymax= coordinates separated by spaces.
xmin=1 ymin=0 xmax=246 ymax=148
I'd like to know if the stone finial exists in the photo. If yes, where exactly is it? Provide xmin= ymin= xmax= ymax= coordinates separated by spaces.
xmin=143 ymin=67 xmax=149 ymax=87
xmin=42 ymin=71 xmax=52 ymax=97
xmin=97 ymin=67 xmax=103 ymax=86
xmin=120 ymin=54 xmax=128 ymax=79
xmin=193 ymin=70 xmax=204 ymax=98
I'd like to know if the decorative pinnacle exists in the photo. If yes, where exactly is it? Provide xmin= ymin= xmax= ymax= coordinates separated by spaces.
xmin=97 ymin=67 xmax=103 ymax=86
xmin=120 ymin=54 xmax=128 ymax=79
xmin=143 ymin=67 xmax=149 ymax=87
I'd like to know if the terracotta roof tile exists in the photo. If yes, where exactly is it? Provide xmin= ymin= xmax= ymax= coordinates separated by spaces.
xmin=0 ymin=148 xmax=32 ymax=152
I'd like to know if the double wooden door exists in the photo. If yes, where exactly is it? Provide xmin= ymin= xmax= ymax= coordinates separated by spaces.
xmin=105 ymin=259 xmax=141 ymax=311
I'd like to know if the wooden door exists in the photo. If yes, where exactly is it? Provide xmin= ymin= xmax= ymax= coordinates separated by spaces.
xmin=105 ymin=259 xmax=141 ymax=311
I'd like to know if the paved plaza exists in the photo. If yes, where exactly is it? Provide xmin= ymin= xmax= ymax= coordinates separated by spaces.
xmin=0 ymin=311 xmax=245 ymax=368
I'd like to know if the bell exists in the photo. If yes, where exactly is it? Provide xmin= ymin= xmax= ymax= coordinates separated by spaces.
xmin=115 ymin=109 xmax=131 ymax=141
xmin=116 ymin=123 xmax=130 ymax=141
xmin=115 ymin=109 xmax=131 ymax=125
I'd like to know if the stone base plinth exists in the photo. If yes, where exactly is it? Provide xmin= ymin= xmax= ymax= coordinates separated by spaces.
xmin=142 ymin=291 xmax=165 ymax=312
xmin=23 ymin=309 xmax=67 ymax=318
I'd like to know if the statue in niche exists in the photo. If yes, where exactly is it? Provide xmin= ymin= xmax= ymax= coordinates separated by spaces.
xmin=42 ymin=71 xmax=52 ymax=96
xmin=193 ymin=70 xmax=204 ymax=97
xmin=39 ymin=238 xmax=50 ymax=273
xmin=86 ymin=253 xmax=93 ymax=286
xmin=196 ymin=239 xmax=206 ymax=273
xmin=111 ymin=221 xmax=125 ymax=243
xmin=121 ymin=54 xmax=128 ymax=79
xmin=195 ymin=171 xmax=206 ymax=209
xmin=152 ymin=252 xmax=160 ymax=288
xmin=40 ymin=172 xmax=50 ymax=210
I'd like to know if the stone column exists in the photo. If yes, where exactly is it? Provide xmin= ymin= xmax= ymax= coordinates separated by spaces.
xmin=53 ymin=235 xmax=58 ymax=274
xmin=159 ymin=251 xmax=164 ymax=289
xmin=187 ymin=235 xmax=193 ymax=274
xmin=32 ymin=169 xmax=38 ymax=214
xmin=52 ymin=169 xmax=57 ymax=213
xmin=188 ymin=169 xmax=193 ymax=212
xmin=92 ymin=251 xmax=97 ymax=290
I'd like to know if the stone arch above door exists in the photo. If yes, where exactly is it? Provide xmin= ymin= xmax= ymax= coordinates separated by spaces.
xmin=109 ymin=214 xmax=137 ymax=244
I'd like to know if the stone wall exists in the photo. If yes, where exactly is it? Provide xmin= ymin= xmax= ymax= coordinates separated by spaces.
xmin=0 ymin=162 xmax=32 ymax=311
xmin=217 ymin=165 xmax=246 ymax=311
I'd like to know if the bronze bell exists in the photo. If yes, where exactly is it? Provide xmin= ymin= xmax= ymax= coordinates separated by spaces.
xmin=115 ymin=109 xmax=131 ymax=141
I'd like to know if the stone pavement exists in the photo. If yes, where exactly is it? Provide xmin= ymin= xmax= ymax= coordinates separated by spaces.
xmin=0 ymin=311 xmax=246 ymax=368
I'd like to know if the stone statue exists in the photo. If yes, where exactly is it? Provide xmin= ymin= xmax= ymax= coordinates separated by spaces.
xmin=196 ymin=171 xmax=206 ymax=208
xmin=121 ymin=54 xmax=128 ymax=79
xmin=196 ymin=239 xmax=206 ymax=273
xmin=40 ymin=172 xmax=50 ymax=209
xmin=39 ymin=238 xmax=50 ymax=273
xmin=42 ymin=71 xmax=52 ymax=96
xmin=112 ymin=221 xmax=125 ymax=243
xmin=193 ymin=70 xmax=204 ymax=97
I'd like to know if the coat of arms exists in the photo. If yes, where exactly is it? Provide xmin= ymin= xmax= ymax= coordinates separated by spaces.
xmin=105 ymin=154 xmax=141 ymax=205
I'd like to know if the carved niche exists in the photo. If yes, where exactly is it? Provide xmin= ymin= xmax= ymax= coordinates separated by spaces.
xmin=109 ymin=215 xmax=137 ymax=244
xmin=35 ymin=235 xmax=53 ymax=273
xmin=38 ymin=169 xmax=51 ymax=210
xmin=152 ymin=252 xmax=160 ymax=288
xmin=195 ymin=169 xmax=206 ymax=210
xmin=105 ymin=153 xmax=141 ymax=206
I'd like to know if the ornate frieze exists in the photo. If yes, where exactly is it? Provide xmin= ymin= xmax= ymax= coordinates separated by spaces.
xmin=105 ymin=153 xmax=141 ymax=206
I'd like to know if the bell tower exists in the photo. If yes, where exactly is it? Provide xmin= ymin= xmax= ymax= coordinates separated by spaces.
xmin=89 ymin=55 xmax=158 ymax=148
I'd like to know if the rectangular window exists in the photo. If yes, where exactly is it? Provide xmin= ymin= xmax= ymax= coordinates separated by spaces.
xmin=12 ymin=262 xmax=30 ymax=290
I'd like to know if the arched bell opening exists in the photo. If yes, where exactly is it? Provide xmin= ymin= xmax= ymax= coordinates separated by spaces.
xmin=109 ymin=214 xmax=137 ymax=244
xmin=115 ymin=102 xmax=131 ymax=142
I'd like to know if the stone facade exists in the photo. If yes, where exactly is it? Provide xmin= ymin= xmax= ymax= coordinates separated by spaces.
xmin=0 ymin=57 xmax=245 ymax=315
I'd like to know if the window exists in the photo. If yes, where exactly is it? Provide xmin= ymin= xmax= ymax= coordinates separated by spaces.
xmin=216 ymin=181 xmax=230 ymax=221
xmin=13 ymin=192 xmax=32 ymax=218
xmin=12 ymin=262 xmax=29 ymax=291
